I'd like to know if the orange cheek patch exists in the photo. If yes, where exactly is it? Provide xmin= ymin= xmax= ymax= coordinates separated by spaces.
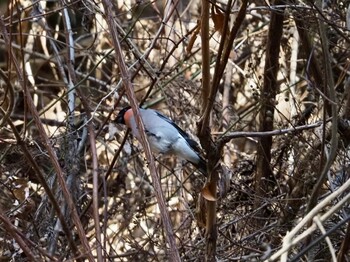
xmin=124 ymin=108 xmax=134 ymax=128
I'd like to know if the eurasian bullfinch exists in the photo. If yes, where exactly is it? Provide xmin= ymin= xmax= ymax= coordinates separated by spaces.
xmin=116 ymin=106 xmax=207 ymax=175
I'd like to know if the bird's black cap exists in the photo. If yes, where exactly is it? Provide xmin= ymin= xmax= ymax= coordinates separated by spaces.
xmin=115 ymin=106 xmax=131 ymax=124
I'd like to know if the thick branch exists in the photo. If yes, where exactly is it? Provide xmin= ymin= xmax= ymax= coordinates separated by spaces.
xmin=254 ymin=1 xmax=285 ymax=220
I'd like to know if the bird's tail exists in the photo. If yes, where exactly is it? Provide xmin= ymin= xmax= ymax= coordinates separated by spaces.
xmin=185 ymin=138 xmax=207 ymax=175
xmin=194 ymin=156 xmax=207 ymax=176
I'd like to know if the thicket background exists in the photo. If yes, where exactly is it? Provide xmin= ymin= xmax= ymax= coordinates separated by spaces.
xmin=1 ymin=0 xmax=350 ymax=261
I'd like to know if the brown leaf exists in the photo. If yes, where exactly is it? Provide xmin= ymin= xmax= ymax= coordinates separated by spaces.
xmin=186 ymin=20 xmax=201 ymax=54
xmin=201 ymin=181 xmax=217 ymax=201
xmin=13 ymin=178 xmax=29 ymax=202
xmin=212 ymin=5 xmax=225 ymax=34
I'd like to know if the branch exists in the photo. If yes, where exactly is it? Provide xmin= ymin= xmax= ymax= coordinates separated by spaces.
xmin=254 ymin=0 xmax=285 ymax=224
xmin=101 ymin=0 xmax=181 ymax=261
xmin=217 ymin=121 xmax=323 ymax=147
xmin=0 ymin=16 xmax=94 ymax=262
xmin=306 ymin=0 xmax=338 ymax=214
xmin=267 ymin=175 xmax=350 ymax=261
xmin=200 ymin=0 xmax=211 ymax=114
xmin=200 ymin=0 xmax=248 ymax=135
xmin=0 ymin=206 xmax=37 ymax=260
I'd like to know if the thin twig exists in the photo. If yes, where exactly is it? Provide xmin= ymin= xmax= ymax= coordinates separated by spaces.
xmin=0 ymin=206 xmax=37 ymax=260
xmin=0 ymin=15 xmax=94 ymax=262
xmin=217 ymin=121 xmax=322 ymax=145
xmin=101 ymin=0 xmax=181 ymax=261
xmin=267 ymin=175 xmax=350 ymax=261
xmin=313 ymin=215 xmax=337 ymax=262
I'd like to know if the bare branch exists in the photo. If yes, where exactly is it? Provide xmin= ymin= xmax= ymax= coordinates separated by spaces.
xmin=101 ymin=0 xmax=181 ymax=260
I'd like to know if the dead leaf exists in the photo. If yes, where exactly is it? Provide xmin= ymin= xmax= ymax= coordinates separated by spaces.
xmin=186 ymin=20 xmax=201 ymax=54
xmin=201 ymin=181 xmax=217 ymax=201
xmin=212 ymin=5 xmax=225 ymax=35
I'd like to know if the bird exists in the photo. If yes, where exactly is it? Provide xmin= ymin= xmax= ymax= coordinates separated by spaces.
xmin=115 ymin=106 xmax=207 ymax=175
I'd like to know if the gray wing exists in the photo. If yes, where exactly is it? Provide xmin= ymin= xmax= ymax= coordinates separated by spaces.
xmin=150 ymin=110 xmax=201 ymax=152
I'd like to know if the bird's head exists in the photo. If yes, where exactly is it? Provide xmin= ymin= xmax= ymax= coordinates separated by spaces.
xmin=115 ymin=106 xmax=131 ymax=125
